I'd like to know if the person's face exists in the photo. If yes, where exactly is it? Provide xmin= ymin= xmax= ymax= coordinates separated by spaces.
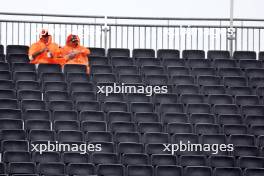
xmin=70 ymin=40 xmax=78 ymax=47
xmin=41 ymin=35 xmax=50 ymax=44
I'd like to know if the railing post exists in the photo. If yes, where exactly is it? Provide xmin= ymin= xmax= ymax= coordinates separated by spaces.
xmin=103 ymin=16 xmax=109 ymax=51
xmin=228 ymin=0 xmax=236 ymax=56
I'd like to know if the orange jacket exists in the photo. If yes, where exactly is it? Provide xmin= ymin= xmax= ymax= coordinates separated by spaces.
xmin=29 ymin=35 xmax=62 ymax=64
xmin=61 ymin=35 xmax=90 ymax=66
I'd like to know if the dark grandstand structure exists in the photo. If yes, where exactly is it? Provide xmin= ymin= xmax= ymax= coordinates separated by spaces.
xmin=0 ymin=12 xmax=264 ymax=176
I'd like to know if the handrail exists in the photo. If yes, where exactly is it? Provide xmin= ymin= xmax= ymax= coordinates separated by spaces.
xmin=0 ymin=12 xmax=104 ymax=18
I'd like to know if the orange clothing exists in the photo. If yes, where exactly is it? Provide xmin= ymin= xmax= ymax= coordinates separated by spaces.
xmin=28 ymin=36 xmax=65 ymax=65
xmin=61 ymin=35 xmax=90 ymax=73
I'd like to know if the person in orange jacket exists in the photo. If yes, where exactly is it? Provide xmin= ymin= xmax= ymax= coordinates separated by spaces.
xmin=61 ymin=34 xmax=90 ymax=74
xmin=28 ymin=29 xmax=66 ymax=65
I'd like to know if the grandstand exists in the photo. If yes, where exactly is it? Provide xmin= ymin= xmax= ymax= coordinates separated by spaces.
xmin=0 ymin=12 xmax=264 ymax=176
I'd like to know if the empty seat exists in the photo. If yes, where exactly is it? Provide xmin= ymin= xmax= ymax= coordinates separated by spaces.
xmin=17 ymin=81 xmax=40 ymax=91
xmin=0 ymin=80 xmax=14 ymax=90
xmin=223 ymin=125 xmax=248 ymax=135
xmin=229 ymin=134 xmax=255 ymax=146
xmin=141 ymin=66 xmax=165 ymax=75
xmin=187 ymin=59 xmax=211 ymax=68
xmin=67 ymin=163 xmax=95 ymax=176
xmin=97 ymin=164 xmax=124 ymax=176
xmin=198 ymin=76 xmax=221 ymax=86
xmin=239 ymin=60 xmax=262 ymax=69
xmin=176 ymin=84 xmax=199 ymax=95
xmin=155 ymin=165 xmax=182 ymax=176
xmin=157 ymin=49 xmax=180 ymax=59
xmin=81 ymin=121 xmax=106 ymax=132
xmin=12 ymin=63 xmax=35 ymax=72
xmin=23 ymin=110 xmax=50 ymax=121
xmin=182 ymin=50 xmax=205 ymax=59
xmin=67 ymin=73 xmax=90 ymax=83
xmin=235 ymin=95 xmax=259 ymax=106
xmin=250 ymin=125 xmax=264 ymax=136
xmin=192 ymin=67 xmax=216 ymax=76
xmin=213 ymin=59 xmax=237 ymax=68
xmin=0 ymin=119 xmax=23 ymax=130
xmin=114 ymin=132 xmax=140 ymax=143
xmin=167 ymin=123 xmax=193 ymax=134
xmin=180 ymin=155 xmax=207 ymax=166
xmin=29 ymin=130 xmax=55 ymax=142
xmin=162 ymin=58 xmax=185 ymax=67
xmin=0 ymin=90 xmax=16 ymax=99
xmin=244 ymin=168 xmax=264 ymax=176
xmin=180 ymin=94 xmax=204 ymax=104
xmin=214 ymin=104 xmax=239 ymax=116
xmin=159 ymin=103 xmax=184 ymax=114
xmin=7 ymin=54 xmax=29 ymax=63
xmin=6 ymin=45 xmax=29 ymax=54
xmin=77 ymin=101 xmax=100 ymax=112
xmin=0 ymin=99 xmax=18 ymax=109
xmin=119 ymin=74 xmax=142 ymax=83
xmin=45 ymin=91 xmax=70 ymax=101
xmin=70 ymin=82 xmax=93 ymax=92
xmin=91 ymin=65 xmax=113 ymax=74
xmin=54 ymin=120 xmax=80 ymax=131
xmin=246 ymin=68 xmax=264 ymax=79
xmin=238 ymin=156 xmax=264 ymax=169
xmin=89 ymin=56 xmax=108 ymax=65
xmin=143 ymin=132 xmax=169 ymax=143
xmin=89 ymin=47 xmax=105 ymax=57
xmin=218 ymin=115 xmax=243 ymax=125
xmin=161 ymin=113 xmax=188 ymax=124
xmin=122 ymin=153 xmax=148 ymax=165
xmin=115 ymin=66 xmax=138 ymax=75
xmin=202 ymin=85 xmax=225 ymax=95
xmin=228 ymin=86 xmax=253 ymax=96
xmin=133 ymin=49 xmax=155 ymax=58
xmin=38 ymin=163 xmax=65 ymax=175
xmin=242 ymin=105 xmax=264 ymax=116
xmin=249 ymin=77 xmax=264 ymax=88
xmin=167 ymin=66 xmax=190 ymax=76
xmin=134 ymin=113 xmax=159 ymax=123
xmin=93 ymin=73 xmax=116 ymax=83
xmin=57 ymin=130 xmax=83 ymax=142
xmin=224 ymin=76 xmax=247 ymax=87
xmin=127 ymin=165 xmax=153 ymax=176
xmin=136 ymin=57 xmax=161 ymax=66
xmin=63 ymin=152 xmax=89 ymax=164
xmin=8 ymin=162 xmax=35 ymax=175
xmin=38 ymin=64 xmax=61 ymax=75
xmin=151 ymin=154 xmax=177 ymax=166
xmin=107 ymin=48 xmax=130 ymax=57
xmin=32 ymin=151 xmax=60 ymax=163
xmin=145 ymin=143 xmax=172 ymax=155
xmin=41 ymin=73 xmax=64 ymax=83
xmin=0 ymin=71 xmax=11 ymax=81
xmin=21 ymin=100 xmax=46 ymax=112
xmin=25 ymin=120 xmax=51 ymax=131
xmin=86 ymin=132 xmax=113 ymax=142
xmin=190 ymin=113 xmax=214 ymax=124
xmin=171 ymin=75 xmax=195 ymax=85
xmin=245 ymin=115 xmax=264 ymax=126
xmin=80 ymin=111 xmax=105 ymax=122
xmin=233 ymin=51 xmax=256 ymax=60
xmin=213 ymin=167 xmax=242 ymax=176
xmin=218 ymin=68 xmax=243 ymax=77
xmin=14 ymin=71 xmax=37 ymax=82
xmin=126 ymin=93 xmax=150 ymax=103
xmin=118 ymin=142 xmax=144 ymax=155
xmin=98 ymin=93 xmax=124 ymax=102
xmin=63 ymin=64 xmax=87 ymax=74
xmin=131 ymin=102 xmax=154 ymax=113
xmin=207 ymin=50 xmax=231 ymax=59
xmin=48 ymin=100 xmax=73 ymax=111
xmin=209 ymin=94 xmax=233 ymax=105
xmin=18 ymin=90 xmax=42 ymax=101
xmin=3 ymin=151 xmax=30 ymax=163
xmin=110 ymin=122 xmax=136 ymax=133
xmin=53 ymin=110 xmax=78 ymax=121
xmin=0 ymin=109 xmax=21 ymax=120
xmin=102 ymin=102 xmax=128 ymax=112
xmin=209 ymin=155 xmax=235 ymax=167
xmin=184 ymin=166 xmax=212 ymax=176
xmin=195 ymin=124 xmax=220 ymax=134
xmin=108 ymin=112 xmax=132 ymax=123
xmin=2 ymin=140 xmax=29 ymax=151
xmin=138 ymin=122 xmax=163 ymax=133
xmin=89 ymin=142 xmax=114 ymax=153
xmin=92 ymin=153 xmax=118 ymax=164
xmin=233 ymin=146 xmax=259 ymax=157
xmin=112 ymin=57 xmax=134 ymax=66
xmin=1 ymin=130 xmax=26 ymax=140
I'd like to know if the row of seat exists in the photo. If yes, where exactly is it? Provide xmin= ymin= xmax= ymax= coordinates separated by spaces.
xmin=0 ymin=162 xmax=263 ymax=176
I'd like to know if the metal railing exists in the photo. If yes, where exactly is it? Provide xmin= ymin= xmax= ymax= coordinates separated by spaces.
xmin=1 ymin=12 xmax=264 ymax=55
